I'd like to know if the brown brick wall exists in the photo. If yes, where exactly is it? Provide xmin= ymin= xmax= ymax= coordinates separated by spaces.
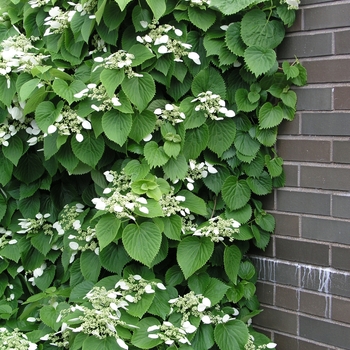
xmin=251 ymin=1 xmax=350 ymax=349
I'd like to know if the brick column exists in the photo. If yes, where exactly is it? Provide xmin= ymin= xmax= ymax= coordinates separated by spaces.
xmin=251 ymin=1 xmax=350 ymax=349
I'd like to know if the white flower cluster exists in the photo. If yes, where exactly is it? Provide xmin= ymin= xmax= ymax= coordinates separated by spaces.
xmin=136 ymin=22 xmax=201 ymax=65
xmin=74 ymin=83 xmax=121 ymax=112
xmin=154 ymin=104 xmax=186 ymax=126
xmin=0 ymin=100 xmax=43 ymax=147
xmin=89 ymin=34 xmax=107 ymax=54
xmin=0 ymin=227 xmax=17 ymax=252
xmin=92 ymin=171 xmax=149 ymax=220
xmin=193 ymin=216 xmax=240 ymax=242
xmin=183 ymin=159 xmax=217 ymax=191
xmin=67 ymin=0 xmax=98 ymax=17
xmin=28 ymin=0 xmax=50 ymax=8
xmin=46 ymin=105 xmax=91 ymax=142
xmin=157 ymin=191 xmax=192 ymax=218
xmin=0 ymin=328 xmax=37 ymax=350
xmin=185 ymin=0 xmax=211 ymax=7
xmin=43 ymin=6 xmax=75 ymax=36
xmin=18 ymin=213 xmax=52 ymax=234
xmin=245 ymin=335 xmax=277 ymax=350
xmin=147 ymin=321 xmax=195 ymax=346
xmin=24 ymin=262 xmax=48 ymax=286
xmin=192 ymin=91 xmax=235 ymax=120
xmin=93 ymin=51 xmax=142 ymax=78
xmin=0 ymin=33 xmax=48 ymax=85
xmin=281 ymin=0 xmax=300 ymax=10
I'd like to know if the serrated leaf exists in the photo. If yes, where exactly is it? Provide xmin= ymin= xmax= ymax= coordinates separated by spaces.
xmin=258 ymin=102 xmax=284 ymax=129
xmin=0 ymin=75 xmax=17 ymax=106
xmin=165 ymin=265 xmax=184 ymax=286
xmin=100 ymin=243 xmax=131 ymax=275
xmin=100 ymin=69 xmax=125 ymax=97
xmin=19 ymin=78 xmax=40 ymax=101
xmin=102 ymin=110 xmax=132 ymax=146
xmin=282 ymin=61 xmax=299 ymax=80
xmin=256 ymin=127 xmax=278 ymax=147
xmin=95 ymin=214 xmax=121 ymax=251
xmin=222 ymin=176 xmax=251 ymax=210
xmin=238 ymin=260 xmax=256 ymax=280
xmin=207 ymin=119 xmax=236 ymax=157
xmin=244 ymin=46 xmax=276 ymax=77
xmin=234 ymin=130 xmax=260 ymax=157
xmin=144 ymin=141 xmax=170 ymax=168
xmin=188 ymin=6 xmax=216 ymax=31
xmin=52 ymin=79 xmax=86 ymax=105
xmin=80 ymin=250 xmax=101 ymax=282
xmin=0 ymin=151 xmax=13 ymax=186
xmin=210 ymin=0 xmax=265 ymax=15
xmin=224 ymin=245 xmax=242 ymax=284
xmin=122 ymin=222 xmax=162 ymax=267
xmin=281 ymin=90 xmax=297 ymax=108
xmin=177 ymin=236 xmax=214 ymax=279
xmin=203 ymin=166 xmax=230 ymax=195
xmin=277 ymin=4 xmax=296 ymax=27
xmin=241 ymin=9 xmax=285 ymax=49
xmin=129 ymin=44 xmax=155 ymax=66
xmin=235 ymin=88 xmax=259 ymax=112
xmin=246 ymin=171 xmax=272 ymax=195
xmin=225 ymin=204 xmax=252 ymax=224
xmin=13 ymin=153 xmax=45 ymax=184
xmin=35 ymin=100 xmax=63 ymax=133
xmin=131 ymin=317 xmax=163 ymax=349
xmin=122 ymin=72 xmax=155 ymax=111
xmin=255 ymin=213 xmax=275 ymax=232
xmin=214 ymin=320 xmax=249 ymax=350
xmin=177 ymin=190 xmax=208 ymax=216
xmin=82 ymin=336 xmax=120 ymax=350
xmin=163 ymin=154 xmax=188 ymax=181
xmin=2 ymin=135 xmax=23 ymax=166
xmin=265 ymin=154 xmax=283 ymax=177
xmin=183 ymin=124 xmax=209 ymax=159
xmin=291 ymin=63 xmax=307 ymax=86
xmin=145 ymin=0 xmax=166 ymax=19
xmin=71 ymin=132 xmax=105 ymax=167
xmin=225 ymin=23 xmax=245 ymax=57
xmin=192 ymin=67 xmax=226 ymax=99
xmin=35 ymin=265 xmax=56 ymax=291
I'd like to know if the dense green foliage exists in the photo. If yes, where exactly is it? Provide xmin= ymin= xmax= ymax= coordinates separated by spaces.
xmin=0 ymin=0 xmax=305 ymax=349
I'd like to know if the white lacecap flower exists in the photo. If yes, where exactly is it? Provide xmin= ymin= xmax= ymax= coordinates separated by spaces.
xmin=104 ymin=171 xmax=114 ymax=182
xmin=69 ymin=241 xmax=79 ymax=250
xmin=75 ymin=133 xmax=84 ymax=142
xmin=140 ymin=20 xmax=148 ymax=28
xmin=175 ymin=195 xmax=186 ymax=202
xmin=133 ymin=274 xmax=142 ymax=280
xmin=116 ymin=280 xmax=129 ymax=290
xmin=158 ymin=45 xmax=169 ymax=54
xmin=139 ymin=206 xmax=149 ymax=214
xmin=188 ymin=52 xmax=201 ymax=65
xmin=201 ymin=315 xmax=211 ymax=324
xmin=148 ymin=334 xmax=159 ymax=339
xmin=144 ymin=284 xmax=155 ymax=293
xmin=182 ymin=321 xmax=197 ymax=333
xmin=27 ymin=317 xmax=36 ymax=322
xmin=125 ymin=294 xmax=135 ymax=303
xmin=136 ymin=197 xmax=148 ymax=204
xmin=266 ymin=343 xmax=277 ymax=349
xmin=117 ymin=338 xmax=128 ymax=349
xmin=147 ymin=325 xmax=160 ymax=332
xmin=156 ymin=282 xmax=166 ymax=290
xmin=197 ymin=297 xmax=211 ymax=311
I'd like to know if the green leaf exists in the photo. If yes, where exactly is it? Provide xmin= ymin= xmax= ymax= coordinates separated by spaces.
xmin=203 ymin=277 xmax=230 ymax=306
xmin=100 ymin=69 xmax=125 ymax=97
xmin=166 ymin=265 xmax=184 ymax=286
xmin=122 ymin=222 xmax=162 ymax=267
xmin=31 ymin=231 xmax=52 ymax=256
xmin=2 ymin=135 xmax=23 ymax=166
xmin=0 ymin=193 xmax=6 ymax=222
xmin=177 ymin=190 xmax=207 ymax=216
xmin=145 ymin=0 xmax=166 ymax=19
xmin=291 ymin=63 xmax=307 ymax=86
xmin=144 ymin=141 xmax=169 ymax=168
xmin=163 ymin=154 xmax=188 ymax=181
xmin=209 ymin=0 xmax=265 ymax=15
xmin=122 ymin=73 xmax=155 ymax=111
xmin=234 ymin=130 xmax=260 ymax=157
xmin=129 ymin=44 xmax=155 ymax=66
xmin=235 ymin=89 xmax=259 ymax=112
xmin=13 ymin=153 xmax=45 ymax=184
xmin=177 ymin=236 xmax=214 ymax=279
xmin=102 ymin=110 xmax=132 ymax=146
xmin=282 ymin=61 xmax=299 ymax=80
xmin=258 ymin=102 xmax=284 ymax=129
xmin=0 ymin=75 xmax=17 ymax=106
xmin=207 ymin=119 xmax=236 ymax=157
xmin=183 ymin=125 xmax=209 ymax=160
xmin=238 ymin=260 xmax=256 ymax=280
xmin=18 ymin=192 xmax=40 ymax=217
xmin=224 ymin=245 xmax=242 ymax=284
xmin=40 ymin=305 xmax=62 ymax=331
xmin=246 ymin=171 xmax=272 ymax=195
xmin=71 ymin=132 xmax=105 ymax=167
xmin=256 ymin=213 xmax=275 ymax=232
xmin=131 ymin=317 xmax=162 ymax=349
xmin=52 ymin=79 xmax=86 ymax=105
xmin=244 ymin=46 xmax=276 ymax=77
xmin=192 ymin=67 xmax=226 ymax=99
xmin=35 ymin=265 xmax=56 ymax=291
xmin=188 ymin=6 xmax=216 ymax=31
xmin=265 ymin=154 xmax=283 ymax=177
xmin=181 ymin=97 xmax=207 ymax=129
xmin=69 ymin=280 xmax=95 ymax=302
xmin=164 ymin=141 xmax=181 ymax=158
xmin=241 ymin=10 xmax=285 ymax=49
xmin=281 ymin=90 xmax=297 ymax=108
xmin=83 ymin=336 xmax=122 ymax=350
xmin=214 ymin=320 xmax=249 ymax=350
xmin=162 ymin=215 xmax=182 ymax=241
xmin=277 ymin=4 xmax=296 ymax=27
xmin=19 ymin=78 xmax=40 ymax=101
xmin=0 ymin=242 xmax=20 ymax=262
xmin=222 ymin=176 xmax=251 ymax=210
xmin=226 ymin=204 xmax=252 ymax=224
xmin=80 ymin=250 xmax=101 ymax=282
xmin=225 ymin=23 xmax=245 ymax=57
xmin=0 ymin=151 xmax=13 ymax=186
xmin=35 ymin=100 xmax=63 ymax=133
xmin=256 ymin=127 xmax=278 ymax=147
xmin=95 ymin=214 xmax=121 ymax=251
xmin=203 ymin=166 xmax=230 ymax=196
xmin=100 ymin=243 xmax=131 ymax=274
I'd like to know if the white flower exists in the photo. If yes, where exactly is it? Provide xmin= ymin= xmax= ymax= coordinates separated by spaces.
xmin=148 ymin=334 xmax=159 ymax=339
xmin=182 ymin=321 xmax=196 ymax=333
xmin=27 ymin=317 xmax=37 ymax=322
xmin=154 ymin=35 xmax=169 ymax=45
xmin=158 ymin=45 xmax=169 ymax=54
xmin=188 ymin=52 xmax=201 ymax=65
xmin=140 ymin=20 xmax=148 ymax=28
xmin=69 ymin=241 xmax=79 ymax=250
xmin=144 ymin=284 xmax=155 ymax=293
xmin=147 ymin=325 xmax=160 ymax=332
xmin=117 ymin=338 xmax=128 ymax=349
xmin=198 ymin=297 xmax=211 ymax=311
xmin=75 ymin=133 xmax=84 ymax=142
xmin=201 ymin=315 xmax=211 ymax=324
xmin=156 ymin=282 xmax=166 ymax=290
xmin=284 ymin=0 xmax=300 ymax=9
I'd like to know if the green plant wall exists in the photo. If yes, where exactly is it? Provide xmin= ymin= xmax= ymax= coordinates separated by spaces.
xmin=0 ymin=0 xmax=305 ymax=349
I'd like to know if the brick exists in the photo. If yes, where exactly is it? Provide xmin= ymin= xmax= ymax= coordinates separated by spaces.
xmin=335 ymin=30 xmax=350 ymax=55
xmin=301 ymin=0 xmax=333 ymax=4
xmin=253 ymin=306 xmax=298 ymax=334
xmin=277 ymin=190 xmax=331 ymax=216
xmin=278 ymin=33 xmax=333 ymax=59
xmin=261 ymin=192 xmax=275 ymax=210
xmin=300 ymin=315 xmax=350 ymax=349
xmin=275 ymin=237 xmax=329 ymax=266
xmin=277 ymin=139 xmax=331 ymax=162
xmin=252 ymin=257 xmax=300 ymax=287
xmin=302 ymin=112 xmax=350 ymax=136
xmin=332 ymin=296 xmax=350 ymax=324
xmin=330 ymin=271 xmax=350 ymax=299
xmin=283 ymin=164 xmax=299 ymax=187
xmin=295 ymin=88 xmax=332 ymax=111
xmin=332 ymin=246 xmax=350 ymax=272
xmin=300 ymin=166 xmax=350 ymax=191
xmin=332 ymin=194 xmax=350 ymax=219
xmin=334 ymin=86 xmax=350 ymax=110
xmin=255 ymin=281 xmax=274 ymax=306
xmin=274 ymin=333 xmax=330 ymax=350
xmin=275 ymin=285 xmax=298 ymax=310
xmin=279 ymin=113 xmax=300 ymax=135
xmin=333 ymin=140 xmax=350 ymax=164
xmin=302 ymin=59 xmax=350 ymax=84
xmin=299 ymin=290 xmax=331 ymax=318
xmin=304 ymin=3 xmax=350 ymax=30
xmin=300 ymin=265 xmax=332 ymax=293
xmin=274 ymin=212 xmax=300 ymax=237
xmin=302 ymin=216 xmax=350 ymax=245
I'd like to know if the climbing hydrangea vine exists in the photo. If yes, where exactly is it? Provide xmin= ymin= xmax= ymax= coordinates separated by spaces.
xmin=0 ymin=0 xmax=306 ymax=349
